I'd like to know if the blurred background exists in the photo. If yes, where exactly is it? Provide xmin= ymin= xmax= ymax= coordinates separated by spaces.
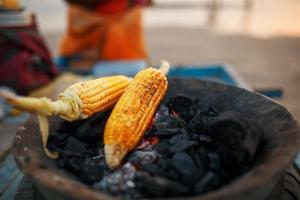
xmin=0 ymin=0 xmax=300 ymax=157
xmin=21 ymin=0 xmax=300 ymax=117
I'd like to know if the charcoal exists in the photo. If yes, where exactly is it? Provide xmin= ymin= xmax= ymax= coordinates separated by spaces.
xmin=168 ymin=96 xmax=193 ymax=121
xmin=193 ymin=147 xmax=209 ymax=169
xmin=94 ymin=163 xmax=136 ymax=195
xmin=155 ymin=105 xmax=169 ymax=118
xmin=85 ymin=147 xmax=101 ymax=157
xmin=140 ymin=164 xmax=164 ymax=176
xmin=66 ymin=157 xmax=84 ymax=173
xmin=171 ymin=152 xmax=196 ymax=176
xmin=135 ymin=172 xmax=190 ymax=197
xmin=73 ymin=112 xmax=107 ymax=144
xmin=56 ymin=119 xmax=83 ymax=134
xmin=188 ymin=109 xmax=215 ymax=133
xmin=169 ymin=140 xmax=198 ymax=153
xmin=176 ymin=116 xmax=193 ymax=131
xmin=80 ymin=158 xmax=104 ymax=184
xmin=168 ymin=131 xmax=189 ymax=144
xmin=64 ymin=136 xmax=87 ymax=154
xmin=210 ymin=111 xmax=262 ymax=165
xmin=193 ymin=172 xmax=220 ymax=194
xmin=154 ymin=128 xmax=184 ymax=136
xmin=47 ymin=132 xmax=70 ymax=151
xmin=50 ymin=95 xmax=260 ymax=199
xmin=154 ymin=122 xmax=169 ymax=130
xmin=128 ymin=151 xmax=159 ymax=165
xmin=190 ymin=133 xmax=211 ymax=143
xmin=56 ymin=156 xmax=68 ymax=168
xmin=153 ymin=140 xmax=170 ymax=154
xmin=208 ymin=153 xmax=220 ymax=172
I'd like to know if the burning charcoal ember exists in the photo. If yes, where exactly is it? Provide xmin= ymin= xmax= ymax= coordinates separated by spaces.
xmin=128 ymin=151 xmax=159 ymax=166
xmin=94 ymin=163 xmax=136 ymax=195
xmin=168 ymin=96 xmax=193 ymax=121
xmin=80 ymin=158 xmax=105 ymax=184
xmin=171 ymin=152 xmax=196 ymax=177
xmin=193 ymin=172 xmax=220 ymax=195
xmin=135 ymin=172 xmax=190 ymax=197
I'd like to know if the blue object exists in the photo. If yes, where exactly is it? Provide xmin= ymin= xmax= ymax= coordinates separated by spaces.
xmin=168 ymin=64 xmax=241 ymax=87
xmin=92 ymin=60 xmax=147 ymax=77
xmin=255 ymin=88 xmax=284 ymax=99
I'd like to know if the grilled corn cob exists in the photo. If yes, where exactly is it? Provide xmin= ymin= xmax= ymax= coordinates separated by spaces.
xmin=104 ymin=61 xmax=170 ymax=169
xmin=1 ymin=75 xmax=131 ymax=158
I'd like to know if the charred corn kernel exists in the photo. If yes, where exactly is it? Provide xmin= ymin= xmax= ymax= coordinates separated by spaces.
xmin=0 ymin=75 xmax=131 ymax=159
xmin=104 ymin=60 xmax=170 ymax=169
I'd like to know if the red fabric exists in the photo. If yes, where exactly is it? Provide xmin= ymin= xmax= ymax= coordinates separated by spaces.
xmin=0 ymin=22 xmax=57 ymax=95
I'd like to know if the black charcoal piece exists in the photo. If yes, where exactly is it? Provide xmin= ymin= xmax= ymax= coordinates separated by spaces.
xmin=171 ymin=152 xmax=196 ymax=176
xmin=168 ymin=96 xmax=193 ymax=121
xmin=154 ymin=128 xmax=185 ymax=136
xmin=47 ymin=132 xmax=70 ymax=151
xmin=73 ymin=113 xmax=107 ymax=144
xmin=210 ymin=111 xmax=262 ymax=164
xmin=140 ymin=164 xmax=164 ymax=176
xmin=66 ymin=157 xmax=84 ymax=173
xmin=190 ymin=133 xmax=211 ymax=143
xmin=193 ymin=172 xmax=220 ymax=194
xmin=64 ymin=136 xmax=87 ymax=154
xmin=56 ymin=119 xmax=83 ymax=134
xmin=135 ymin=172 xmax=190 ymax=197
xmin=56 ymin=156 xmax=68 ymax=168
xmin=153 ymin=140 xmax=171 ymax=154
xmin=154 ymin=122 xmax=169 ymax=130
xmin=193 ymin=147 xmax=209 ymax=169
xmin=128 ymin=151 xmax=159 ymax=165
xmin=208 ymin=153 xmax=221 ymax=172
xmin=168 ymin=131 xmax=189 ymax=144
xmin=80 ymin=158 xmax=104 ymax=184
xmin=169 ymin=140 xmax=198 ymax=153
xmin=188 ymin=109 xmax=215 ymax=133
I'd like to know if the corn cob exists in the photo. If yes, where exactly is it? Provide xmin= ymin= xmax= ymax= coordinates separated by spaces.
xmin=104 ymin=61 xmax=170 ymax=169
xmin=0 ymin=75 xmax=131 ymax=159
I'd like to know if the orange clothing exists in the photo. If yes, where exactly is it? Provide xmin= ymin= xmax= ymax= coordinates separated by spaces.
xmin=59 ymin=5 xmax=147 ymax=62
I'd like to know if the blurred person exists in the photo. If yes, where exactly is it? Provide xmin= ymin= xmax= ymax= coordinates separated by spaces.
xmin=58 ymin=0 xmax=150 ymax=68
xmin=0 ymin=0 xmax=57 ymax=95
